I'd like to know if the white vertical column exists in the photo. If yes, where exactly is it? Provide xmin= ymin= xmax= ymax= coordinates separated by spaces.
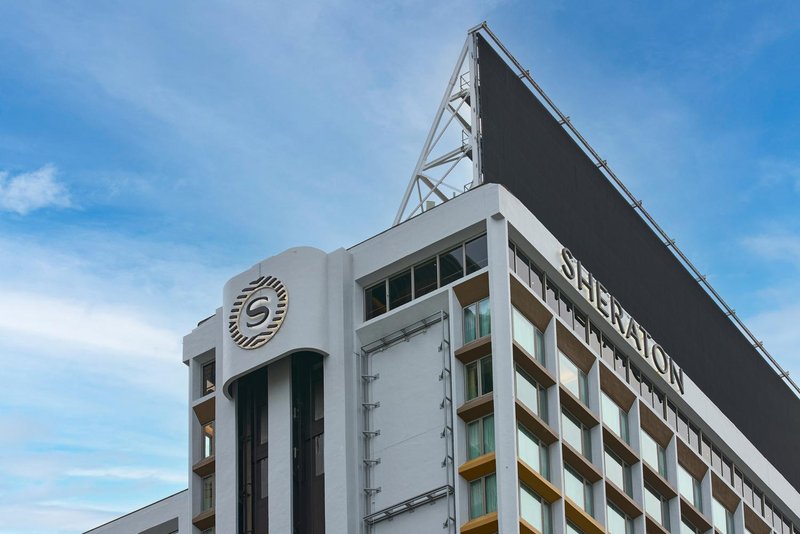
xmin=486 ymin=214 xmax=520 ymax=534
xmin=666 ymin=436 xmax=680 ymax=532
xmin=546 ymin=318 xmax=566 ymax=534
xmin=268 ymin=356 xmax=293 ymax=533
xmin=629 ymin=402 xmax=647 ymax=534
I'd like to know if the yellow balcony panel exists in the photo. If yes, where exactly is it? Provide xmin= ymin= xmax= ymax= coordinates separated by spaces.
xmin=460 ymin=511 xmax=498 ymax=534
xmin=458 ymin=452 xmax=496 ymax=481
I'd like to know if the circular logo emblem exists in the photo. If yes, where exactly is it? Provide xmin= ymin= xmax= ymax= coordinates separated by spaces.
xmin=228 ymin=275 xmax=288 ymax=350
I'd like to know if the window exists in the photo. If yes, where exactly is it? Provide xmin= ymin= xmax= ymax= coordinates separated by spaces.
xmin=601 ymin=392 xmax=629 ymax=443
xmin=678 ymin=464 xmax=702 ymax=510
xmin=388 ymin=270 xmax=412 ymax=309
xmin=467 ymin=415 xmax=495 ymax=460
xmin=607 ymin=502 xmax=634 ymax=534
xmin=463 ymin=298 xmax=491 ymax=344
xmin=559 ymin=352 xmax=588 ymax=405
xmin=512 ymin=307 xmax=545 ymax=362
xmin=681 ymin=519 xmax=701 ymax=534
xmin=604 ymin=449 xmax=632 ymax=496
xmin=520 ymin=484 xmax=551 ymax=533
xmin=713 ymin=497 xmax=735 ymax=534
xmin=202 ymin=421 xmax=215 ymax=459
xmin=566 ymin=522 xmax=584 ymax=534
xmin=516 ymin=367 xmax=548 ymax=422
xmin=202 ymin=361 xmax=216 ymax=396
xmin=644 ymin=484 xmax=670 ymax=530
xmin=562 ymin=411 xmax=591 ymax=459
xmin=469 ymin=473 xmax=497 ymax=519
xmin=413 ymin=258 xmax=438 ymax=298
xmin=439 ymin=245 xmax=464 ymax=286
xmin=365 ymin=281 xmax=387 ymax=320
xmin=464 ymin=234 xmax=488 ymax=274
xmin=466 ymin=355 xmax=492 ymax=401
xmin=518 ymin=424 xmax=548 ymax=479
xmin=564 ymin=466 xmax=594 ymax=517
xmin=202 ymin=474 xmax=215 ymax=511
xmin=641 ymin=431 xmax=667 ymax=477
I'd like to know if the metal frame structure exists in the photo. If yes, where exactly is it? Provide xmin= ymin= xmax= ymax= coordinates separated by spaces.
xmin=396 ymin=22 xmax=799 ymax=397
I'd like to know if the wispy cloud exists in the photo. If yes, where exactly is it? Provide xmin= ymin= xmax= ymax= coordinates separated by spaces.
xmin=742 ymin=233 xmax=800 ymax=266
xmin=67 ymin=467 xmax=185 ymax=485
xmin=0 ymin=164 xmax=71 ymax=214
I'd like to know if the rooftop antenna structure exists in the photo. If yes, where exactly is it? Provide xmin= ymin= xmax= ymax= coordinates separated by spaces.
xmin=395 ymin=23 xmax=800 ymax=397
xmin=393 ymin=23 xmax=485 ymax=226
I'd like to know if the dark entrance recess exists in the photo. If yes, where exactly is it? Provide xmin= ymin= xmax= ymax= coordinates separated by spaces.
xmin=292 ymin=352 xmax=326 ymax=534
xmin=238 ymin=367 xmax=269 ymax=534
xmin=476 ymin=33 xmax=800 ymax=490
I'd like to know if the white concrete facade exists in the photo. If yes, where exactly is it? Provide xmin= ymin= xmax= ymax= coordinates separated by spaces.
xmin=86 ymin=184 xmax=800 ymax=534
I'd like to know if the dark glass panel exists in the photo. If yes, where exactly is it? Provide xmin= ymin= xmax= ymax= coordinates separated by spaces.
xmin=560 ymin=294 xmax=574 ymax=329
xmin=509 ymin=242 xmax=516 ymax=270
xmin=439 ymin=246 xmax=464 ymax=286
xmin=530 ymin=263 xmax=544 ymax=298
xmin=202 ymin=361 xmax=216 ymax=395
xmin=414 ymin=258 xmax=438 ymax=298
xmin=515 ymin=248 xmax=531 ymax=286
xmin=388 ymin=270 xmax=412 ymax=310
xmin=365 ymin=281 xmax=387 ymax=320
xmin=465 ymin=235 xmax=488 ymax=274
xmin=588 ymin=323 xmax=601 ymax=354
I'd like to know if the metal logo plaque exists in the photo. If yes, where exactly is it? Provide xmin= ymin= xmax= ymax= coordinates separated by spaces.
xmin=229 ymin=275 xmax=288 ymax=350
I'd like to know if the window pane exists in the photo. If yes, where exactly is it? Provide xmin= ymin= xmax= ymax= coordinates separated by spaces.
xmin=480 ymin=356 xmax=493 ymax=395
xmin=513 ymin=308 xmax=535 ymax=355
xmin=530 ymin=263 xmax=544 ymax=298
xmin=463 ymin=304 xmax=477 ymax=344
xmin=645 ymin=485 xmax=668 ymax=529
xmin=469 ymin=479 xmax=484 ymax=519
xmin=388 ymin=270 xmax=412 ymax=309
xmin=466 ymin=362 xmax=478 ymax=400
xmin=516 ymin=248 xmax=531 ymax=285
xmin=516 ymin=369 xmax=544 ymax=420
xmin=565 ymin=467 xmax=591 ymax=514
xmin=641 ymin=431 xmax=666 ymax=477
xmin=483 ymin=415 xmax=495 ymax=455
xmin=601 ymin=392 xmax=628 ymax=443
xmin=604 ymin=449 xmax=630 ymax=496
xmin=365 ymin=282 xmax=387 ymax=319
xmin=678 ymin=464 xmax=702 ymax=509
xmin=559 ymin=353 xmax=587 ymax=404
xmin=203 ymin=422 xmax=215 ymax=458
xmin=478 ymin=298 xmax=491 ymax=338
xmin=202 ymin=475 xmax=214 ymax=511
xmin=518 ymin=425 xmax=544 ymax=476
xmin=535 ymin=329 xmax=545 ymax=364
xmin=467 ymin=420 xmax=481 ymax=459
xmin=413 ymin=258 xmax=438 ymax=298
xmin=713 ymin=497 xmax=732 ymax=534
xmin=607 ymin=503 xmax=631 ymax=534
xmin=562 ymin=411 xmax=590 ymax=458
xmin=485 ymin=474 xmax=497 ymax=513
xmin=521 ymin=485 xmax=545 ymax=531
xmin=202 ymin=362 xmax=216 ymax=395
xmin=259 ymin=458 xmax=268 ymax=499
xmin=465 ymin=235 xmax=488 ymax=274
xmin=439 ymin=246 xmax=464 ymax=286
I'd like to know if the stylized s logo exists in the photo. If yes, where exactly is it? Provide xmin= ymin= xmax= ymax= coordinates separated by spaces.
xmin=246 ymin=296 xmax=271 ymax=328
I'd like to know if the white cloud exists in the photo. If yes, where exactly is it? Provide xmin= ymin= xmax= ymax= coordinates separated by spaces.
xmin=0 ymin=164 xmax=71 ymax=215
xmin=742 ymin=233 xmax=800 ymax=266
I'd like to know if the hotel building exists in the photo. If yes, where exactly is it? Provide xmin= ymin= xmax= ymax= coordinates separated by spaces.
xmin=86 ymin=24 xmax=800 ymax=534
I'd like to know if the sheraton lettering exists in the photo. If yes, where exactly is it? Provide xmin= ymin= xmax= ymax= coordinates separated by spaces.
xmin=560 ymin=247 xmax=685 ymax=394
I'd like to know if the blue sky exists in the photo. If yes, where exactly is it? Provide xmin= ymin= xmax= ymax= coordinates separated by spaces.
xmin=0 ymin=1 xmax=798 ymax=532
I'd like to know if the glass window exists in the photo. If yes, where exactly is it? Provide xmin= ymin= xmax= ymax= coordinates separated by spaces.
xmin=388 ymin=270 xmax=412 ymax=309
xmin=512 ymin=307 xmax=544 ymax=362
xmin=466 ymin=355 xmax=492 ymax=401
xmin=641 ymin=431 xmax=667 ymax=477
xmin=601 ymin=392 xmax=629 ymax=443
xmin=564 ymin=466 xmax=594 ymax=517
xmin=463 ymin=298 xmax=490 ymax=344
xmin=530 ymin=263 xmax=544 ymax=298
xmin=365 ymin=281 xmax=387 ymax=320
xmin=562 ymin=411 xmax=591 ymax=459
xmin=681 ymin=520 xmax=701 ymax=534
xmin=464 ymin=235 xmax=488 ymax=274
xmin=518 ymin=424 xmax=548 ymax=479
xmin=713 ymin=497 xmax=734 ymax=534
xmin=520 ymin=484 xmax=550 ymax=533
xmin=566 ymin=522 xmax=583 ymax=534
xmin=604 ymin=449 xmax=632 ymax=496
xmin=515 ymin=247 xmax=531 ymax=286
xmin=202 ymin=421 xmax=215 ymax=459
xmin=202 ymin=474 xmax=215 ymax=511
xmin=644 ymin=485 xmax=670 ymax=530
xmin=439 ymin=246 xmax=464 ymax=286
xmin=559 ymin=352 xmax=588 ymax=405
xmin=467 ymin=415 xmax=495 ymax=460
xmin=202 ymin=361 xmax=216 ymax=396
xmin=516 ymin=368 xmax=547 ymax=422
xmin=607 ymin=502 xmax=633 ymax=534
xmin=413 ymin=257 xmax=438 ymax=298
xmin=678 ymin=464 xmax=702 ymax=510
xmin=469 ymin=473 xmax=497 ymax=519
